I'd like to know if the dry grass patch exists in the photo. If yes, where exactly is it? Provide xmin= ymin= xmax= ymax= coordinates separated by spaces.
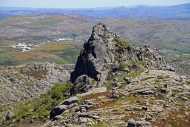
xmin=152 ymin=110 xmax=190 ymax=127
xmin=79 ymin=91 xmax=118 ymax=110
xmin=36 ymin=44 xmax=72 ymax=51
xmin=6 ymin=51 xmax=59 ymax=61
xmin=81 ymin=91 xmax=112 ymax=102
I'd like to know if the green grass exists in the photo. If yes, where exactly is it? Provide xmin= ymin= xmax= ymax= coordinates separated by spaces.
xmin=119 ymin=62 xmax=126 ymax=71
xmin=54 ymin=47 xmax=80 ymax=64
xmin=85 ymin=122 xmax=111 ymax=127
xmin=114 ymin=37 xmax=131 ymax=48
xmin=123 ymin=69 xmax=144 ymax=78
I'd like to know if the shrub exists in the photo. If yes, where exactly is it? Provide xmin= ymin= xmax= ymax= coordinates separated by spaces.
xmin=33 ymin=100 xmax=41 ymax=112
xmin=139 ymin=60 xmax=146 ymax=66
xmin=38 ymin=109 xmax=49 ymax=120
xmin=49 ymin=81 xmax=73 ymax=101
xmin=15 ymin=105 xmax=30 ymax=121
xmin=119 ymin=62 xmax=126 ymax=71
xmin=13 ymin=81 xmax=74 ymax=122
xmin=131 ymin=60 xmax=138 ymax=68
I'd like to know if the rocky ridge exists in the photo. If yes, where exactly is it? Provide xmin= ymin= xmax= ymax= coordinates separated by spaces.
xmin=44 ymin=23 xmax=190 ymax=127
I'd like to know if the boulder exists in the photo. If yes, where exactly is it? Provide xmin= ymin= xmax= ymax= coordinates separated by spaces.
xmin=127 ymin=119 xmax=151 ymax=127
xmin=136 ymin=89 xmax=154 ymax=95
xmin=30 ymin=118 xmax=34 ymax=124
xmin=6 ymin=111 xmax=15 ymax=120
xmin=61 ymin=96 xmax=79 ymax=105
xmin=50 ymin=105 xmax=67 ymax=119
xmin=53 ymin=115 xmax=63 ymax=121
xmin=50 ymin=96 xmax=79 ymax=119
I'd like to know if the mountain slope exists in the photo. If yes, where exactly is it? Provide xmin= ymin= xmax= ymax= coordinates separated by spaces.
xmin=43 ymin=23 xmax=190 ymax=127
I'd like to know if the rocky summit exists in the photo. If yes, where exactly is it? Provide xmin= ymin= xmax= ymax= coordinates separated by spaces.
xmin=44 ymin=23 xmax=190 ymax=127
xmin=70 ymin=23 xmax=173 ymax=94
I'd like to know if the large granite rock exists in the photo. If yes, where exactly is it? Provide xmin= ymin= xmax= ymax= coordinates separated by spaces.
xmin=70 ymin=23 xmax=171 ymax=94
xmin=71 ymin=23 xmax=117 ymax=83
xmin=50 ymin=96 xmax=79 ymax=119
xmin=5 ymin=111 xmax=15 ymax=120
xmin=70 ymin=23 xmax=118 ymax=93
xmin=127 ymin=118 xmax=151 ymax=127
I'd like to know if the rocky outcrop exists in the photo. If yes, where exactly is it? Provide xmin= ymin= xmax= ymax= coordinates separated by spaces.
xmin=50 ymin=96 xmax=79 ymax=119
xmin=70 ymin=23 xmax=170 ymax=94
xmin=71 ymin=23 xmax=117 ymax=84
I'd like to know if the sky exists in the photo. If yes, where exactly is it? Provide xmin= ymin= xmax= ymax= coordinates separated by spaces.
xmin=0 ymin=0 xmax=190 ymax=8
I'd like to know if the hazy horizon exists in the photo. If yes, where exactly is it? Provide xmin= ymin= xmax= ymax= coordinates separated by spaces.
xmin=0 ymin=0 xmax=190 ymax=9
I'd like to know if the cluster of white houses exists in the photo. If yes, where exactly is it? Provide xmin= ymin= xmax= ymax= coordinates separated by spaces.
xmin=55 ymin=38 xmax=73 ymax=42
xmin=15 ymin=43 xmax=33 ymax=52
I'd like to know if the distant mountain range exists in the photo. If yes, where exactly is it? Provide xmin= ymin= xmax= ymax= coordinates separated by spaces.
xmin=0 ymin=3 xmax=190 ymax=21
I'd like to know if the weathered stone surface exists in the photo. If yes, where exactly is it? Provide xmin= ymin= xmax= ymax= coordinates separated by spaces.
xmin=0 ymin=62 xmax=72 ymax=106
xmin=50 ymin=97 xmax=79 ymax=119
xmin=70 ymin=23 xmax=118 ymax=94
xmin=127 ymin=119 xmax=151 ymax=127
xmin=30 ymin=118 xmax=34 ymax=124
xmin=70 ymin=23 xmax=170 ymax=94
xmin=77 ymin=87 xmax=107 ymax=97
xmin=50 ymin=105 xmax=67 ymax=119
xmin=53 ymin=115 xmax=63 ymax=121
xmin=62 ymin=96 xmax=79 ymax=105
xmin=6 ymin=111 xmax=15 ymax=120
xmin=136 ymin=89 xmax=154 ymax=95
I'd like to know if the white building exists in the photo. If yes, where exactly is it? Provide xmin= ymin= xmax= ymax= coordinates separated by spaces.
xmin=16 ymin=43 xmax=25 ymax=48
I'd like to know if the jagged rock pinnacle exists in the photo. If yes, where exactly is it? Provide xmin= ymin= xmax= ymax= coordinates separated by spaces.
xmin=70 ymin=23 xmax=117 ymax=90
